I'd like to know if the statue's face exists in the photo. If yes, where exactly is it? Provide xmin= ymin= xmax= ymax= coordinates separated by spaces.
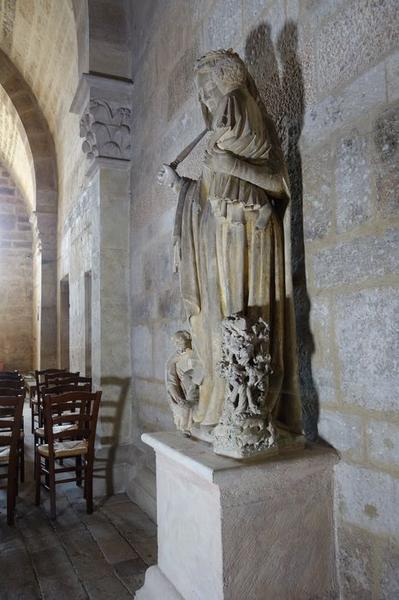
xmin=173 ymin=335 xmax=190 ymax=352
xmin=196 ymin=70 xmax=223 ymax=114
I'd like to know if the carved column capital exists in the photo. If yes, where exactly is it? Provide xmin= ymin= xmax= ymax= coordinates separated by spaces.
xmin=70 ymin=73 xmax=134 ymax=167
xmin=79 ymin=99 xmax=132 ymax=160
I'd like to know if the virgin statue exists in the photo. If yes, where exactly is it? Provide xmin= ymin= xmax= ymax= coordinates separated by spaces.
xmin=158 ymin=49 xmax=302 ymax=455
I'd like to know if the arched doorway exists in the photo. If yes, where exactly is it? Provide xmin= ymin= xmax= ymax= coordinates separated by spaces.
xmin=0 ymin=49 xmax=58 ymax=369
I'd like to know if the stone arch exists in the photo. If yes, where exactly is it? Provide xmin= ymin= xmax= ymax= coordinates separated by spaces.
xmin=0 ymin=49 xmax=58 ymax=368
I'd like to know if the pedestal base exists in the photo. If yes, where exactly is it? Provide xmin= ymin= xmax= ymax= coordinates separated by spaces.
xmin=136 ymin=432 xmax=338 ymax=600
xmin=136 ymin=566 xmax=183 ymax=600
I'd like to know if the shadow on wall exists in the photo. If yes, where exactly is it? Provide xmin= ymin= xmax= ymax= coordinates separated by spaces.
xmin=94 ymin=376 xmax=131 ymax=496
xmin=245 ymin=21 xmax=319 ymax=441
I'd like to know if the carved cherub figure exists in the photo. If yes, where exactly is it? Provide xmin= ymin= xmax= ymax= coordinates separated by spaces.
xmin=165 ymin=330 xmax=200 ymax=435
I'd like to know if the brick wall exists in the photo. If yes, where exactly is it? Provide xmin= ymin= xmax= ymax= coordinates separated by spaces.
xmin=0 ymin=165 xmax=33 ymax=371
xmin=128 ymin=1 xmax=399 ymax=595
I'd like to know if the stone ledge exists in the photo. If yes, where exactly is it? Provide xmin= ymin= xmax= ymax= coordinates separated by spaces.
xmin=142 ymin=431 xmax=338 ymax=487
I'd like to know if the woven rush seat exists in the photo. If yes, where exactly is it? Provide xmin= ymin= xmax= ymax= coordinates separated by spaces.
xmin=0 ymin=446 xmax=10 ymax=463
xmin=38 ymin=439 xmax=88 ymax=458
xmin=35 ymin=423 xmax=78 ymax=438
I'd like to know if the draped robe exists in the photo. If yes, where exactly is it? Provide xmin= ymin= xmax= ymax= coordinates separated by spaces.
xmin=174 ymin=86 xmax=302 ymax=430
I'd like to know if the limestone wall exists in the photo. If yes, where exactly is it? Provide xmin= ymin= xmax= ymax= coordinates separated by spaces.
xmin=0 ymin=165 xmax=33 ymax=371
xmin=129 ymin=0 xmax=399 ymax=595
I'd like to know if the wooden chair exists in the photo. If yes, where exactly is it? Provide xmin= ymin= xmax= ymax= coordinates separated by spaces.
xmin=0 ymin=395 xmax=24 ymax=524
xmin=35 ymin=390 xmax=101 ymax=519
xmin=31 ymin=369 xmax=73 ymax=433
xmin=0 ymin=386 xmax=25 ymax=483
xmin=34 ymin=382 xmax=92 ymax=460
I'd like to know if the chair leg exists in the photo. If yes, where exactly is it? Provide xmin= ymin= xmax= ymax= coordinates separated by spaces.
xmin=76 ymin=456 xmax=82 ymax=487
xmin=33 ymin=434 xmax=37 ymax=480
xmin=20 ymin=441 xmax=25 ymax=483
xmin=85 ymin=460 xmax=94 ymax=514
xmin=49 ymin=461 xmax=56 ymax=520
xmin=7 ymin=477 xmax=15 ymax=526
xmin=35 ymin=454 xmax=41 ymax=506
xmin=7 ymin=479 xmax=13 ymax=524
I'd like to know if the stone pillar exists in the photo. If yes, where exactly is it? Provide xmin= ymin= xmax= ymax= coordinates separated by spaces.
xmin=137 ymin=432 xmax=338 ymax=600
xmin=70 ymin=73 xmax=133 ymax=494
xmin=31 ymin=210 xmax=58 ymax=369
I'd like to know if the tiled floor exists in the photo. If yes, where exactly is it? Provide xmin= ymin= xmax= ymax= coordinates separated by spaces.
xmin=0 ymin=402 xmax=157 ymax=599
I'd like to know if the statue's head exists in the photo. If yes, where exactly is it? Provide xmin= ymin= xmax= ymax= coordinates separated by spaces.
xmin=172 ymin=330 xmax=192 ymax=352
xmin=194 ymin=49 xmax=248 ymax=117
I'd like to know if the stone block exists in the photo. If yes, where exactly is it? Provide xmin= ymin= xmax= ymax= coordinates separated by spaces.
xmin=0 ymin=186 xmax=15 ymax=196
xmin=131 ymin=293 xmax=158 ymax=323
xmin=167 ymin=44 xmax=197 ymax=121
xmin=302 ymin=61 xmax=386 ymax=147
xmin=113 ymin=557 xmax=147 ymax=595
xmin=84 ymin=574 xmax=132 ymax=599
xmin=242 ymin=0 xmax=272 ymax=26
xmin=372 ymin=103 xmax=399 ymax=217
xmin=139 ymin=400 xmax=174 ymax=433
xmin=380 ymin=537 xmax=399 ymax=599
xmin=311 ymin=229 xmax=399 ymax=289
xmin=132 ymin=325 xmax=153 ymax=378
xmin=157 ymin=285 xmax=184 ymax=321
xmin=310 ymin=294 xmax=332 ymax=358
xmin=367 ymin=420 xmax=399 ymax=469
xmin=318 ymin=410 xmax=363 ymax=461
xmin=317 ymin=0 xmax=398 ymax=93
xmin=335 ymin=130 xmax=372 ymax=233
xmin=335 ymin=462 xmax=399 ymax=536
xmin=82 ymin=512 xmax=138 ymax=565
xmin=386 ymin=51 xmax=399 ymax=102
xmin=302 ymin=144 xmax=333 ymax=241
xmin=335 ymin=288 xmax=399 ymax=411
xmin=336 ymin=524 xmax=374 ymax=600
xmin=312 ymin=364 xmax=337 ymax=405
xmin=202 ymin=0 xmax=242 ymax=52
xmin=0 ymin=213 xmax=16 ymax=230
xmin=133 ymin=378 xmax=165 ymax=404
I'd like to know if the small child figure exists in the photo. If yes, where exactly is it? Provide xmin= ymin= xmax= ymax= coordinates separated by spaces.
xmin=165 ymin=330 xmax=200 ymax=435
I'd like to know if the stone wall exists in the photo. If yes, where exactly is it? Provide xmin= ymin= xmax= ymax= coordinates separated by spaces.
xmin=128 ymin=0 xmax=399 ymax=596
xmin=0 ymin=165 xmax=33 ymax=371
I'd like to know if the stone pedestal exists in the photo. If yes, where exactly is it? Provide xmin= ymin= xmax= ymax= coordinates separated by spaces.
xmin=136 ymin=432 xmax=338 ymax=600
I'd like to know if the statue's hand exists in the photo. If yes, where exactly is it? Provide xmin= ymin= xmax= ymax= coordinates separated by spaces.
xmin=157 ymin=164 xmax=181 ymax=193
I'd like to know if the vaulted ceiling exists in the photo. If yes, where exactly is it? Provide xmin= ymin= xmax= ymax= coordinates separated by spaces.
xmin=0 ymin=0 xmax=81 ymax=212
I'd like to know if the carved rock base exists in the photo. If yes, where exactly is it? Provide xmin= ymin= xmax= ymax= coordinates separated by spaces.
xmin=136 ymin=432 xmax=338 ymax=600
xmin=213 ymin=421 xmax=304 ymax=458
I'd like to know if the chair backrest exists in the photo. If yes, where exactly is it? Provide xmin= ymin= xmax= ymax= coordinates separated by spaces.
xmin=0 ymin=380 xmax=24 ymax=389
xmin=47 ymin=376 xmax=92 ymax=391
xmin=0 ymin=371 xmax=20 ymax=380
xmin=44 ymin=371 xmax=80 ymax=387
xmin=44 ymin=375 xmax=82 ymax=389
xmin=43 ymin=391 xmax=101 ymax=455
xmin=40 ymin=383 xmax=91 ymax=397
xmin=76 ymin=377 xmax=92 ymax=391
xmin=0 ymin=395 xmax=24 ymax=465
xmin=0 ymin=387 xmax=24 ymax=397
xmin=34 ymin=369 xmax=66 ymax=391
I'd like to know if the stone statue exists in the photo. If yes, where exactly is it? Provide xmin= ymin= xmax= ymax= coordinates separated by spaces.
xmin=165 ymin=331 xmax=200 ymax=435
xmin=158 ymin=49 xmax=302 ymax=456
